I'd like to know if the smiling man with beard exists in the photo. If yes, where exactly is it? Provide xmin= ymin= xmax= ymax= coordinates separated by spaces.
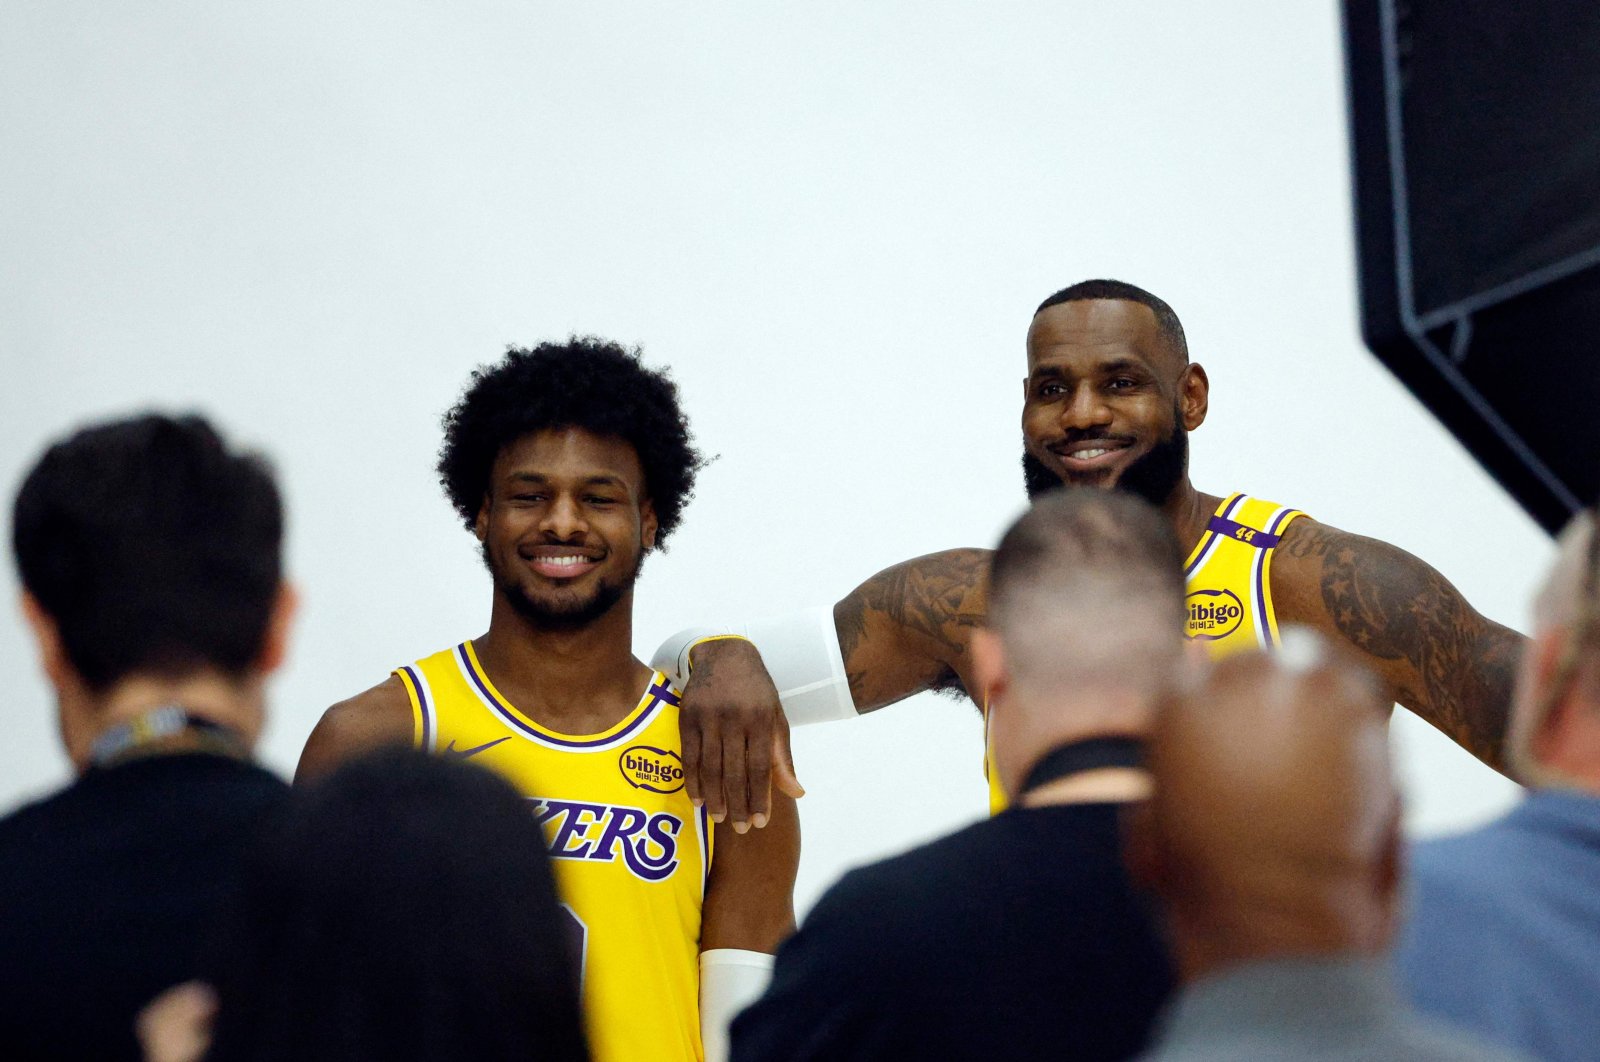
xmin=661 ymin=279 xmax=1525 ymax=815
xmin=298 ymin=340 xmax=798 ymax=1062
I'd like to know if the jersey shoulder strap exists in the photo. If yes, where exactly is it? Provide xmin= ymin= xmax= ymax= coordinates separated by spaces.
xmin=1185 ymin=493 xmax=1311 ymax=656
xmin=1201 ymin=493 xmax=1308 ymax=551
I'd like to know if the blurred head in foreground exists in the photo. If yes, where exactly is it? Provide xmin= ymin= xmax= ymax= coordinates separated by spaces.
xmin=1509 ymin=511 xmax=1600 ymax=792
xmin=974 ymin=487 xmax=1187 ymax=802
xmin=1128 ymin=633 xmax=1402 ymax=980
xmin=144 ymin=750 xmax=588 ymax=1062
xmin=12 ymin=413 xmax=291 ymax=767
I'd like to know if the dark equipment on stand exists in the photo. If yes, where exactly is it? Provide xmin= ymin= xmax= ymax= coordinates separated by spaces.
xmin=1343 ymin=0 xmax=1600 ymax=534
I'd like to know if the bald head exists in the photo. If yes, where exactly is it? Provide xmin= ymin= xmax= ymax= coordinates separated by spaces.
xmin=1510 ymin=512 xmax=1600 ymax=789
xmin=1135 ymin=634 xmax=1401 ymax=978
xmin=1531 ymin=513 xmax=1598 ymax=632
xmin=978 ymin=489 xmax=1186 ymax=799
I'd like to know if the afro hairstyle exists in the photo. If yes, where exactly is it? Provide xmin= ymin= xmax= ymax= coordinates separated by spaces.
xmin=437 ymin=337 xmax=704 ymax=547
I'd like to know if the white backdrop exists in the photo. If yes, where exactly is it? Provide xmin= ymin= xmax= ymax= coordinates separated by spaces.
xmin=1 ymin=2 xmax=1540 ymax=916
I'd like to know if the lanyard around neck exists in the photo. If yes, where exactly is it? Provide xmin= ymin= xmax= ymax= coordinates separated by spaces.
xmin=88 ymin=704 xmax=247 ymax=769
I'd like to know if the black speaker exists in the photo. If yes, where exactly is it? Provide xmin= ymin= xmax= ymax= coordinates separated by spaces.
xmin=1343 ymin=0 xmax=1600 ymax=534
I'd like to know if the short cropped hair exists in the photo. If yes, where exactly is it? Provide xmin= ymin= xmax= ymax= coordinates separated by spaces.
xmin=991 ymin=489 xmax=1184 ymax=607
xmin=438 ymin=338 xmax=704 ymax=547
xmin=1035 ymin=279 xmax=1189 ymax=363
xmin=989 ymin=489 xmax=1185 ymax=689
xmin=12 ymin=413 xmax=284 ymax=691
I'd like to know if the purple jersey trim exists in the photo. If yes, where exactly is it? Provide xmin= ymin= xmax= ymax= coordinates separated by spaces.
xmin=1185 ymin=493 xmax=1245 ymax=578
xmin=1253 ymin=508 xmax=1301 ymax=647
xmin=1206 ymin=514 xmax=1282 ymax=549
xmin=1266 ymin=507 xmax=1300 ymax=536
xmin=699 ymin=803 xmax=712 ymax=895
xmin=401 ymin=665 xmax=432 ymax=750
xmin=455 ymin=643 xmax=664 ymax=750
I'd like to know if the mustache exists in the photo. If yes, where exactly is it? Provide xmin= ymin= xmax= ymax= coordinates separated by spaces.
xmin=1050 ymin=430 xmax=1140 ymax=451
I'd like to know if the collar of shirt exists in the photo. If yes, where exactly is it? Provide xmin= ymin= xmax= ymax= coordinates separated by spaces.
xmin=1507 ymin=788 xmax=1600 ymax=846
xmin=1153 ymin=956 xmax=1403 ymax=1050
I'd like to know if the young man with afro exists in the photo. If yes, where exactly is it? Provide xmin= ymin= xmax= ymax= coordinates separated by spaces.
xmin=298 ymin=338 xmax=798 ymax=1062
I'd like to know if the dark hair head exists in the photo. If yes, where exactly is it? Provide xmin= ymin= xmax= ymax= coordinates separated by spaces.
xmin=990 ymin=488 xmax=1185 ymax=616
xmin=438 ymin=338 xmax=704 ymax=547
xmin=204 ymin=749 xmax=588 ymax=1062
xmin=1034 ymin=279 xmax=1189 ymax=363
xmin=11 ymin=413 xmax=284 ymax=691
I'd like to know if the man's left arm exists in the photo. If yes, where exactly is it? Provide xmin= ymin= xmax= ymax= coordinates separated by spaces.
xmin=699 ymin=791 xmax=800 ymax=1062
xmin=1272 ymin=519 xmax=1524 ymax=775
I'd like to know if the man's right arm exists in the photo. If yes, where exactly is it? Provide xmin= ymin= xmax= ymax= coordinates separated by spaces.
xmin=830 ymin=547 xmax=992 ymax=711
xmin=294 ymin=675 xmax=415 ymax=783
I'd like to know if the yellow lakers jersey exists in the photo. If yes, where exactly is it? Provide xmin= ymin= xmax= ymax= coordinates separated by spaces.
xmin=395 ymin=642 xmax=710 ymax=1062
xmin=986 ymin=493 xmax=1308 ymax=812
xmin=1181 ymin=493 xmax=1308 ymax=657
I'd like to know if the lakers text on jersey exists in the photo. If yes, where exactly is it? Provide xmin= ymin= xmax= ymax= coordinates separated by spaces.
xmin=395 ymin=641 xmax=711 ymax=1062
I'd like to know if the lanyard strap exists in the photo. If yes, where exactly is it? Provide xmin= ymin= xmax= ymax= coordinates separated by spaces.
xmin=88 ymin=705 xmax=246 ymax=768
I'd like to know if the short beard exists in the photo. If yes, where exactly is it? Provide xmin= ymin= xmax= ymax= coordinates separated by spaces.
xmin=483 ymin=543 xmax=644 ymax=632
xmin=1022 ymin=405 xmax=1188 ymax=507
xmin=1022 ymin=450 xmax=1060 ymax=500
xmin=1117 ymin=424 xmax=1188 ymax=506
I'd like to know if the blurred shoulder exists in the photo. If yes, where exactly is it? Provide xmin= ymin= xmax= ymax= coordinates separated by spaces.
xmin=803 ymin=816 xmax=1003 ymax=931
xmin=0 ymin=782 xmax=72 ymax=847
xmin=296 ymin=674 xmax=414 ymax=782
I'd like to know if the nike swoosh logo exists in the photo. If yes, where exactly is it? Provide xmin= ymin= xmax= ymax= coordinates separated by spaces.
xmin=442 ymin=737 xmax=512 ymax=759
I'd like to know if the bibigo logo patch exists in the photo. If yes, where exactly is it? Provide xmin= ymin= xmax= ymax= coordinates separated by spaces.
xmin=1186 ymin=588 xmax=1246 ymax=640
xmin=618 ymin=745 xmax=686 ymax=794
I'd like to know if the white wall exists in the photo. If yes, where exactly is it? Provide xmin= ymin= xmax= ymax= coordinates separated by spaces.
xmin=1 ymin=2 xmax=1540 ymax=916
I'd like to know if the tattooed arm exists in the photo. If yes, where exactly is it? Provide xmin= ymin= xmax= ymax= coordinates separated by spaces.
xmin=1270 ymin=519 xmax=1524 ymax=775
xmin=833 ymin=548 xmax=993 ymax=712
xmin=667 ymin=548 xmax=991 ymax=824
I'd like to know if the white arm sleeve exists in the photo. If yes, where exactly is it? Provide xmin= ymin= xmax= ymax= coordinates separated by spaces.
xmin=699 ymin=948 xmax=774 ymax=1062
xmin=650 ymin=606 xmax=857 ymax=726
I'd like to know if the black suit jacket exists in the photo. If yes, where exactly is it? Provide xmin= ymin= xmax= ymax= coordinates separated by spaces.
xmin=732 ymin=801 xmax=1174 ymax=1062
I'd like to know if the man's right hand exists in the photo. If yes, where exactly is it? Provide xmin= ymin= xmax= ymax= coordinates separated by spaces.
xmin=677 ymin=637 xmax=805 ymax=833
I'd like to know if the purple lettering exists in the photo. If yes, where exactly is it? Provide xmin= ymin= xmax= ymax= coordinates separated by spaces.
xmin=529 ymin=798 xmax=562 ymax=828
xmin=621 ymin=813 xmax=682 ymax=882
xmin=544 ymin=800 xmax=605 ymax=860
xmin=588 ymin=806 xmax=647 ymax=863
xmin=529 ymin=797 xmax=683 ymax=881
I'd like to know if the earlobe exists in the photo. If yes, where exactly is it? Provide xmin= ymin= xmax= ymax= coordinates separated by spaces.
xmin=1528 ymin=663 xmax=1572 ymax=769
xmin=20 ymin=592 xmax=69 ymax=687
xmin=641 ymin=499 xmax=659 ymax=551
xmin=475 ymin=495 xmax=490 ymax=542
xmin=1181 ymin=364 xmax=1210 ymax=431
xmin=20 ymin=592 xmax=46 ymax=636
xmin=1508 ymin=626 xmax=1567 ymax=779
xmin=1534 ymin=628 xmax=1566 ymax=689
xmin=256 ymin=583 xmax=300 ymax=675
xmin=970 ymin=628 xmax=1008 ymax=705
